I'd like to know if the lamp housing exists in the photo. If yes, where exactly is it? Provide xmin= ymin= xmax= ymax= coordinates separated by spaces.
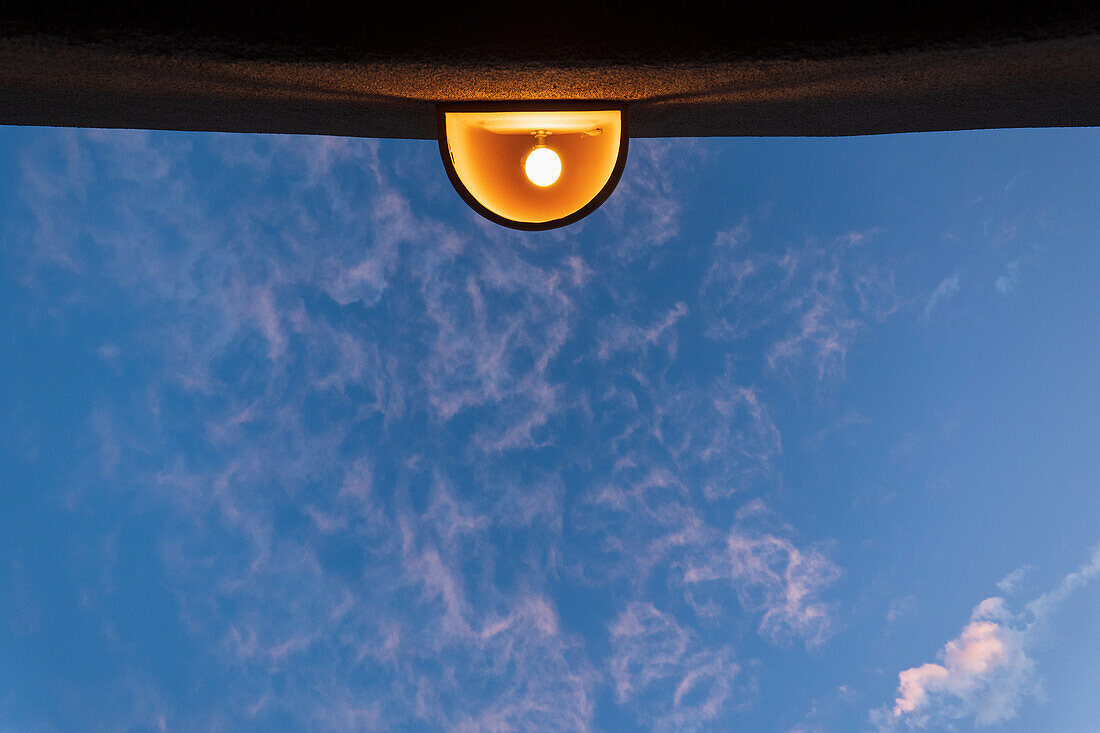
xmin=437 ymin=101 xmax=628 ymax=231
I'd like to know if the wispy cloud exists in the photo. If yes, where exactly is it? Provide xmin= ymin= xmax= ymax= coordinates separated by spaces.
xmin=923 ymin=272 xmax=961 ymax=319
xmin=12 ymin=130 xmax=608 ymax=728
xmin=683 ymin=501 xmax=840 ymax=647
xmin=609 ymin=602 xmax=744 ymax=731
xmin=704 ymin=226 xmax=903 ymax=382
xmin=598 ymin=139 xmax=696 ymax=261
xmin=765 ymin=265 xmax=863 ymax=380
xmin=596 ymin=301 xmax=688 ymax=362
xmin=886 ymin=595 xmax=916 ymax=625
xmin=873 ymin=544 xmax=1100 ymax=730
xmin=995 ymin=259 xmax=1023 ymax=295
xmin=996 ymin=565 xmax=1032 ymax=594
xmin=10 ymin=128 xmax=858 ymax=730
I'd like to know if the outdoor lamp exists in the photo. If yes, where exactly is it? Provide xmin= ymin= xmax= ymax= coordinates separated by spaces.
xmin=437 ymin=102 xmax=628 ymax=230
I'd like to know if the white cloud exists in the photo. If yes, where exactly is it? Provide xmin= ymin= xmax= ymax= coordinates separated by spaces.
xmin=415 ymin=241 xmax=581 ymax=449
xmin=887 ymin=595 xmax=916 ymax=625
xmin=13 ymin=129 xmax=610 ymax=729
xmin=698 ymin=384 xmax=782 ymax=500
xmin=704 ymin=227 xmax=899 ymax=382
xmin=598 ymin=139 xmax=694 ymax=260
xmin=874 ymin=545 xmax=1100 ymax=730
xmin=995 ymin=259 xmax=1023 ymax=295
xmin=766 ymin=271 xmax=862 ymax=380
xmin=683 ymin=504 xmax=840 ymax=647
xmin=886 ymin=600 xmax=1036 ymax=727
xmin=923 ymin=272 xmax=960 ymax=319
xmin=609 ymin=602 xmax=743 ymax=731
xmin=596 ymin=301 xmax=689 ymax=362
xmin=996 ymin=565 xmax=1032 ymax=594
xmin=14 ymin=129 xmax=862 ymax=730
xmin=1023 ymin=544 xmax=1100 ymax=625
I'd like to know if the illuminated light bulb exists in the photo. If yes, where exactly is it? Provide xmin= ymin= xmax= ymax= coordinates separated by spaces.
xmin=438 ymin=105 xmax=626 ymax=229
xmin=524 ymin=146 xmax=562 ymax=187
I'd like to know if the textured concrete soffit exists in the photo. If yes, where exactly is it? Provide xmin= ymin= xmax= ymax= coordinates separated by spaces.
xmin=1 ymin=14 xmax=1097 ymax=138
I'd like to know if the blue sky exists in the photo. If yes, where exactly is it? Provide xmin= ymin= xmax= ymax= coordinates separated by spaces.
xmin=0 ymin=125 xmax=1097 ymax=732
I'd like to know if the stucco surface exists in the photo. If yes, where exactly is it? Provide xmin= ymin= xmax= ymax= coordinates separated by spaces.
xmin=1 ymin=4 xmax=1096 ymax=138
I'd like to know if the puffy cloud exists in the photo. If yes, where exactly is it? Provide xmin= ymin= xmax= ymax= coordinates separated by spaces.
xmin=874 ymin=545 xmax=1100 ymax=730
xmin=888 ymin=600 xmax=1035 ymax=727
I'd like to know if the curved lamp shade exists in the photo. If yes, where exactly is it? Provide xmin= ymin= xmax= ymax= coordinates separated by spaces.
xmin=437 ymin=102 xmax=628 ymax=230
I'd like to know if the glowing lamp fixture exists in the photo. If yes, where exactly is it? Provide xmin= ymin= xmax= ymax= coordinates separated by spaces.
xmin=438 ymin=102 xmax=628 ymax=230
